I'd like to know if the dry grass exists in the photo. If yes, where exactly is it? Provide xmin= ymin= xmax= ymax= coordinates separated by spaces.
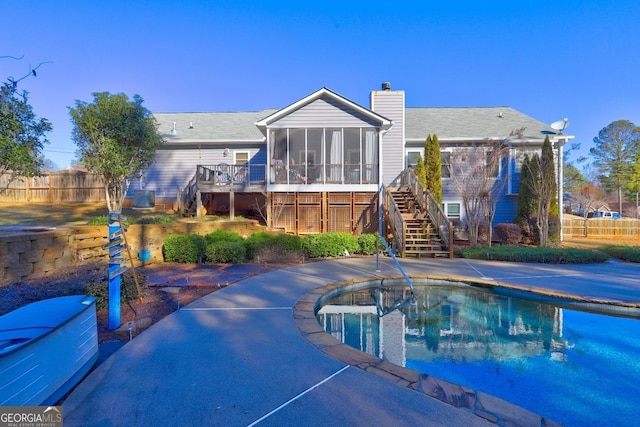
xmin=0 ymin=202 xmax=171 ymax=226
xmin=560 ymin=236 xmax=640 ymax=250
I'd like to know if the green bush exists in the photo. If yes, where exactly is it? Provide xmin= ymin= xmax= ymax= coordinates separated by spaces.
xmin=163 ymin=234 xmax=206 ymax=263
xmin=205 ymin=241 xmax=247 ymax=263
xmin=357 ymin=233 xmax=380 ymax=255
xmin=271 ymin=233 xmax=303 ymax=251
xmin=244 ymin=232 xmax=304 ymax=259
xmin=303 ymin=232 xmax=360 ymax=258
xmin=244 ymin=232 xmax=277 ymax=259
xmin=135 ymin=215 xmax=176 ymax=224
xmin=87 ymin=215 xmax=111 ymax=226
xmin=457 ymin=245 xmax=609 ymax=264
xmin=205 ymin=229 xmax=245 ymax=244
xmin=601 ymin=245 xmax=640 ymax=263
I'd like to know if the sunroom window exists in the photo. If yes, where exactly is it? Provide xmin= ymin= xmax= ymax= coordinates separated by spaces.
xmin=269 ymin=127 xmax=378 ymax=185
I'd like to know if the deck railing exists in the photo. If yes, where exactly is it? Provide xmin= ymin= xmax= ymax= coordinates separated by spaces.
xmin=197 ymin=164 xmax=267 ymax=186
xmin=399 ymin=169 xmax=453 ymax=256
xmin=382 ymin=184 xmax=407 ymax=256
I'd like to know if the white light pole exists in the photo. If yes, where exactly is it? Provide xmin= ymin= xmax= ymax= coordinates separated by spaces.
xmin=550 ymin=119 xmax=570 ymax=241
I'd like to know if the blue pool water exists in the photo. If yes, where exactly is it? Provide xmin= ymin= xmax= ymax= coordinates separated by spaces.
xmin=317 ymin=282 xmax=640 ymax=426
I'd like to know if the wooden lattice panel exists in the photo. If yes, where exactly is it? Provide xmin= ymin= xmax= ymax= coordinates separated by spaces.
xmin=328 ymin=192 xmax=351 ymax=204
xmin=297 ymin=192 xmax=321 ymax=204
xmin=328 ymin=206 xmax=352 ymax=233
xmin=353 ymin=192 xmax=376 ymax=204
xmin=272 ymin=205 xmax=296 ymax=233
xmin=353 ymin=204 xmax=377 ymax=234
xmin=298 ymin=205 xmax=321 ymax=234
xmin=271 ymin=192 xmax=296 ymax=204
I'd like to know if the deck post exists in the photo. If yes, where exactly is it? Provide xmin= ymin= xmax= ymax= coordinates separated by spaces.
xmin=196 ymin=190 xmax=202 ymax=217
xmin=229 ymin=190 xmax=235 ymax=220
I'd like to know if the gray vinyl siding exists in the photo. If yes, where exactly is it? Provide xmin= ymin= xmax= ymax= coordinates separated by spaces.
xmin=371 ymin=90 xmax=404 ymax=186
xmin=132 ymin=145 xmax=265 ymax=198
xmin=270 ymin=97 xmax=380 ymax=128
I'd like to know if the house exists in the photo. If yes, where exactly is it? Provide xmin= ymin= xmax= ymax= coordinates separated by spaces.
xmin=137 ymin=83 xmax=572 ymax=255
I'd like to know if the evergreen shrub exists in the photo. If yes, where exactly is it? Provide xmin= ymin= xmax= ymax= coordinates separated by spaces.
xmin=457 ymin=245 xmax=608 ymax=264
xmin=303 ymin=232 xmax=359 ymax=258
xmin=205 ymin=241 xmax=246 ymax=264
xmin=357 ymin=233 xmax=379 ymax=255
xmin=205 ymin=229 xmax=244 ymax=244
xmin=163 ymin=234 xmax=206 ymax=263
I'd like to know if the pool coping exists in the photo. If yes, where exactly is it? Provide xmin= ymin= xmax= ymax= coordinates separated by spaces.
xmin=293 ymin=273 xmax=639 ymax=427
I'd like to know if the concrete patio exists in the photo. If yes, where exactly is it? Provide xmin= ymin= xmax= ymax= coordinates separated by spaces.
xmin=62 ymin=256 xmax=640 ymax=426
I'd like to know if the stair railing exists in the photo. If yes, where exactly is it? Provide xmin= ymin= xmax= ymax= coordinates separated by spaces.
xmin=381 ymin=184 xmax=407 ymax=257
xmin=178 ymin=169 xmax=200 ymax=215
xmin=399 ymin=169 xmax=454 ymax=258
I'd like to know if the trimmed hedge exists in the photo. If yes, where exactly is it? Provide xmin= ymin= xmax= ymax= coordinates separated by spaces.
xmin=601 ymin=245 xmax=640 ymax=263
xmin=357 ymin=233 xmax=380 ymax=255
xmin=457 ymin=245 xmax=609 ymax=264
xmin=163 ymin=234 xmax=206 ymax=263
xmin=205 ymin=241 xmax=247 ymax=264
xmin=244 ymin=231 xmax=277 ymax=259
xmin=303 ymin=232 xmax=360 ymax=258
xmin=205 ymin=230 xmax=244 ymax=244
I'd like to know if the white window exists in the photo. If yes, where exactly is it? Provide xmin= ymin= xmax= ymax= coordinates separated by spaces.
xmin=442 ymin=202 xmax=461 ymax=220
xmin=234 ymin=151 xmax=249 ymax=166
xmin=406 ymin=150 xmax=422 ymax=169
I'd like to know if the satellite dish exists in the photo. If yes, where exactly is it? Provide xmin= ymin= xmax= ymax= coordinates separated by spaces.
xmin=550 ymin=118 xmax=569 ymax=133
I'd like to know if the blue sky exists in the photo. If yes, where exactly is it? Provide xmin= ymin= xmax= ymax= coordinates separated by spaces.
xmin=3 ymin=0 xmax=639 ymax=170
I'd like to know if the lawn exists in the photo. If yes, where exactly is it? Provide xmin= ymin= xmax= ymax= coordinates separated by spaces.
xmin=0 ymin=202 xmax=171 ymax=226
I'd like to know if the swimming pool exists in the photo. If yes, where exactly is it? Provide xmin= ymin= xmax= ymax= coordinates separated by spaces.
xmin=316 ymin=279 xmax=640 ymax=426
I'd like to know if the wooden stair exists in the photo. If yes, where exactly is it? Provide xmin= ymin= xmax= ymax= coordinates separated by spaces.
xmin=388 ymin=187 xmax=449 ymax=258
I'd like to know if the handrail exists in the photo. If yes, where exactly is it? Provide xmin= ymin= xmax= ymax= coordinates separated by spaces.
xmin=377 ymin=235 xmax=414 ymax=295
xmin=178 ymin=171 xmax=199 ymax=214
xmin=397 ymin=168 xmax=454 ymax=258
xmin=381 ymin=183 xmax=407 ymax=257
xmin=197 ymin=164 xmax=262 ymax=186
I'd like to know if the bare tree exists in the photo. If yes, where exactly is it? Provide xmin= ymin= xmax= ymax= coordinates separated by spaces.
xmin=572 ymin=183 xmax=601 ymax=237
xmin=448 ymin=139 xmax=509 ymax=247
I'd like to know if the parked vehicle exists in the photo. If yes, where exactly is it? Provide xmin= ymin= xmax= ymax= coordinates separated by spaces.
xmin=590 ymin=211 xmax=621 ymax=219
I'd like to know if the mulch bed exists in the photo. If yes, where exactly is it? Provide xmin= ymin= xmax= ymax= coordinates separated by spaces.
xmin=0 ymin=262 xmax=288 ymax=344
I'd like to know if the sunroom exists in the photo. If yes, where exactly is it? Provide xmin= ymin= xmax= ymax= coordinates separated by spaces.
xmin=254 ymin=87 xmax=393 ymax=234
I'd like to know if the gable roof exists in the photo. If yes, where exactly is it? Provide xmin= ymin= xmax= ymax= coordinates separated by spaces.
xmin=254 ymin=87 xmax=393 ymax=131
xmin=405 ymin=107 xmax=562 ymax=142
xmin=153 ymin=89 xmax=571 ymax=145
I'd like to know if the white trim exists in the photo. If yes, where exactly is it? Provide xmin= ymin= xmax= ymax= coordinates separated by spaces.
xmin=255 ymin=87 xmax=392 ymax=130
xmin=267 ymin=184 xmax=379 ymax=192
xmin=234 ymin=150 xmax=250 ymax=165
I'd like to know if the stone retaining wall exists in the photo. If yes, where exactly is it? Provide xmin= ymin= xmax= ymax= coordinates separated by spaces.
xmin=0 ymin=220 xmax=264 ymax=287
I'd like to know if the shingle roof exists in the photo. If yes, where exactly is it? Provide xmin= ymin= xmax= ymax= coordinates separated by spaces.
xmin=153 ymin=105 xmax=561 ymax=144
xmin=405 ymin=107 xmax=556 ymax=142
xmin=153 ymin=110 xmax=277 ymax=142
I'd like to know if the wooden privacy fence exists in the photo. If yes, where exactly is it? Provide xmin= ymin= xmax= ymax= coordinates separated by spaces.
xmin=562 ymin=218 xmax=640 ymax=238
xmin=0 ymin=171 xmax=106 ymax=203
